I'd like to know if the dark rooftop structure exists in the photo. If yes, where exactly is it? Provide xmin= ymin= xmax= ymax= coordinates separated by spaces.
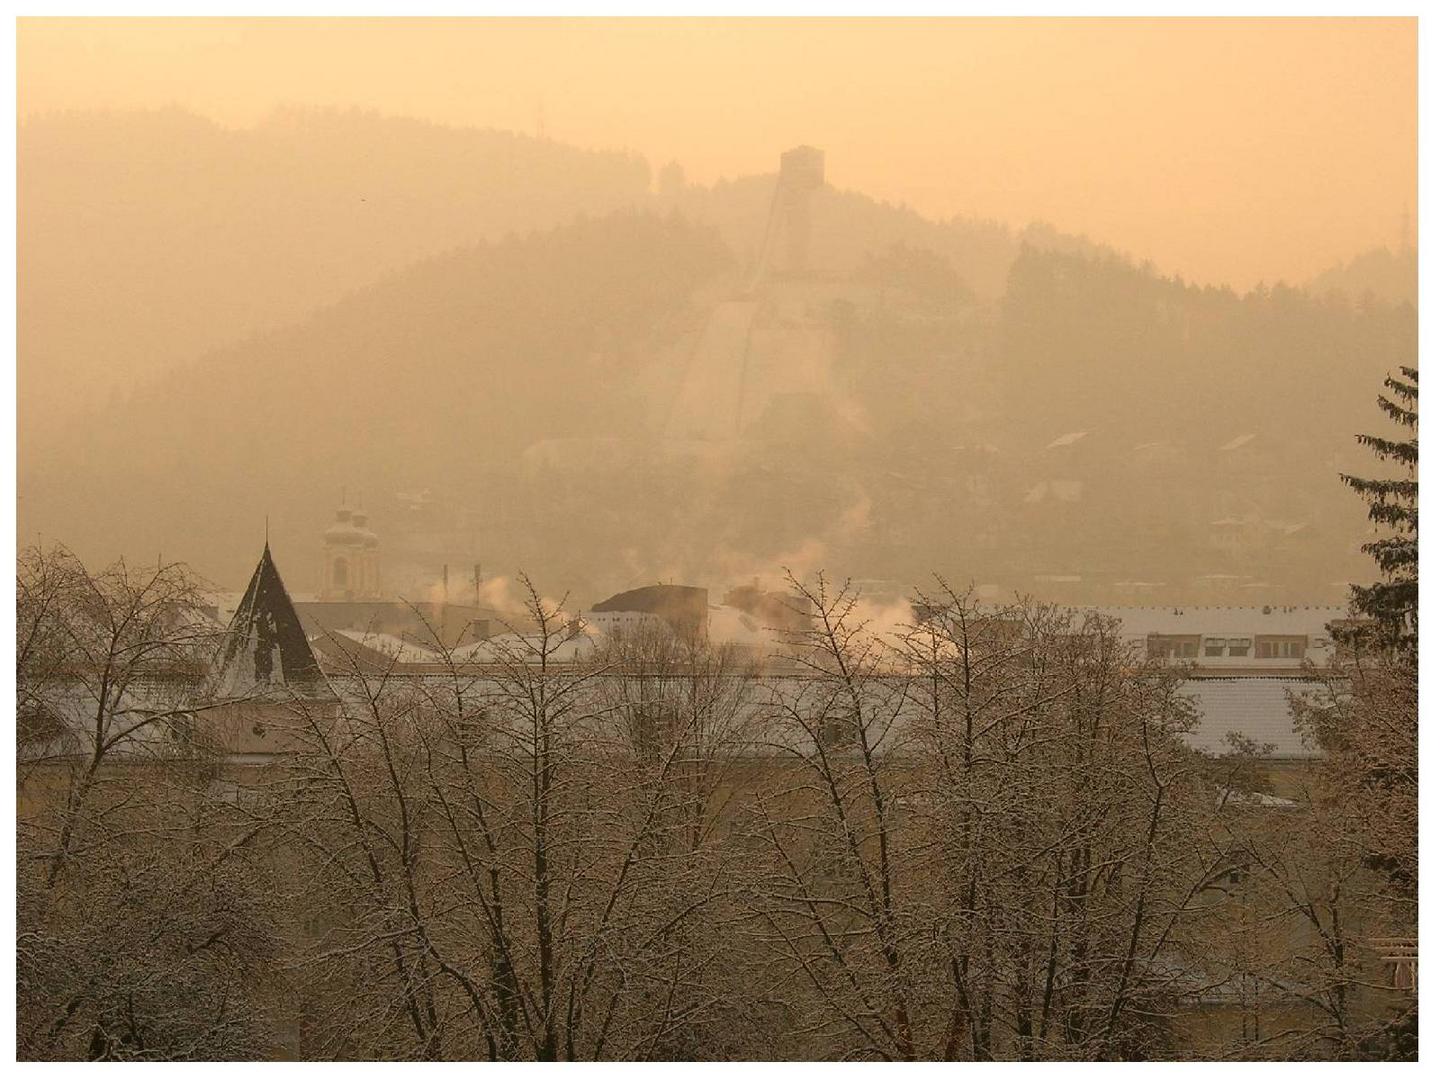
xmin=591 ymin=584 xmax=710 ymax=641
xmin=207 ymin=544 xmax=335 ymax=701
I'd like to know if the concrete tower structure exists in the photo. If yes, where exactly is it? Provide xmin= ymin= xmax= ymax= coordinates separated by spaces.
xmin=748 ymin=145 xmax=827 ymax=291
xmin=776 ymin=145 xmax=825 ymax=275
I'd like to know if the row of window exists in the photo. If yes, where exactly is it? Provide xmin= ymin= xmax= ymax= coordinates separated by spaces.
xmin=1206 ymin=637 xmax=1253 ymax=658
xmin=1147 ymin=634 xmax=1310 ymax=660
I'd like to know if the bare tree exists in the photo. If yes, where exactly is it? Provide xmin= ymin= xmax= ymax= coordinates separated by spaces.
xmin=1208 ymin=635 xmax=1419 ymax=1060
xmin=741 ymin=571 xmax=924 ymax=1060
xmin=19 ymin=548 xmax=1407 ymax=1061
xmin=745 ymin=575 xmax=1215 ymax=1060
xmin=17 ymin=544 xmax=282 ymax=1059
xmin=17 ymin=544 xmax=225 ymax=880
xmin=277 ymin=576 xmax=769 ymax=1059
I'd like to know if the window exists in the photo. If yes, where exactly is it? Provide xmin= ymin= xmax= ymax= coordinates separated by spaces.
xmin=1147 ymin=634 xmax=1200 ymax=659
xmin=333 ymin=557 xmax=348 ymax=587
xmin=1256 ymin=635 xmax=1306 ymax=659
xmin=1205 ymin=637 xmax=1251 ymax=657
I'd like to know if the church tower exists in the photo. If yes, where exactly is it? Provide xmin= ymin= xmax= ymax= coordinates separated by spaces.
xmin=320 ymin=505 xmax=381 ymax=601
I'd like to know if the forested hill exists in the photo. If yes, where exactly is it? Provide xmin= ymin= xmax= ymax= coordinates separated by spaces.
xmin=19 ymin=106 xmax=1099 ymax=450
xmin=19 ymin=107 xmax=652 ymax=439
xmin=977 ymin=246 xmax=1414 ymax=603
xmin=654 ymin=170 xmax=1101 ymax=301
xmin=994 ymin=246 xmax=1416 ymax=454
xmin=21 ymin=204 xmax=1414 ymax=604
xmin=21 ymin=213 xmax=734 ymax=585
xmin=1307 ymin=245 xmax=1417 ymax=307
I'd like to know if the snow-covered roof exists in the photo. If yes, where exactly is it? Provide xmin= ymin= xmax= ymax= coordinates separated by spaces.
xmin=1180 ymin=677 xmax=1317 ymax=758
xmin=1092 ymin=605 xmax=1345 ymax=638
xmin=19 ymin=677 xmax=193 ymax=762
xmin=448 ymin=630 xmax=601 ymax=665
xmin=326 ymin=629 xmax=445 ymax=665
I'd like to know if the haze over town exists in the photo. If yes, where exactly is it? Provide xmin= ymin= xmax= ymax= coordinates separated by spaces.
xmin=15 ymin=17 xmax=1420 ymax=1065
xmin=17 ymin=17 xmax=1418 ymax=611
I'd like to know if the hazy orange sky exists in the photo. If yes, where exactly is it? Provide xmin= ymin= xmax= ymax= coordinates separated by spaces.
xmin=18 ymin=16 xmax=1416 ymax=288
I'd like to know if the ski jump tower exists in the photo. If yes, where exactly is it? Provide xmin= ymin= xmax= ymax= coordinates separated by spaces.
xmin=749 ymin=145 xmax=826 ymax=290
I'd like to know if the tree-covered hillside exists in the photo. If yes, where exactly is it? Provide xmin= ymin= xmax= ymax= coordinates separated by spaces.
xmin=21 ymin=201 xmax=1414 ymax=606
xmin=19 ymin=106 xmax=652 ymax=441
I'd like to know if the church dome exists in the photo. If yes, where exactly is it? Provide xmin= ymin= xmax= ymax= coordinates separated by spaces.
xmin=351 ymin=511 xmax=380 ymax=548
xmin=324 ymin=507 xmax=366 ymax=546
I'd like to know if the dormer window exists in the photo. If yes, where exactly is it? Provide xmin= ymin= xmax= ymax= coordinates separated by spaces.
xmin=1205 ymin=637 xmax=1252 ymax=657
xmin=1147 ymin=634 xmax=1200 ymax=659
xmin=1256 ymin=635 xmax=1306 ymax=659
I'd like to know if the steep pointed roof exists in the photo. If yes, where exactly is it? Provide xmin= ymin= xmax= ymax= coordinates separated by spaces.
xmin=207 ymin=544 xmax=334 ymax=701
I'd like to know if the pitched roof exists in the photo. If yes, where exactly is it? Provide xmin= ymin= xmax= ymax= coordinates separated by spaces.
xmin=590 ymin=584 xmax=710 ymax=638
xmin=207 ymin=544 xmax=334 ymax=701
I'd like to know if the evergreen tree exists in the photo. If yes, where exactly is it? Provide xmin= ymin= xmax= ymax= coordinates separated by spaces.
xmin=1340 ymin=366 xmax=1418 ymax=653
